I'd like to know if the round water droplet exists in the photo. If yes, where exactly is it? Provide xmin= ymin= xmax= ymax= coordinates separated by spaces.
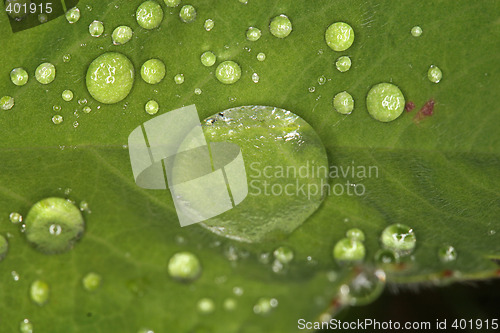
xmin=141 ymin=59 xmax=166 ymax=84
xmin=0 ymin=234 xmax=8 ymax=261
xmin=10 ymin=212 xmax=23 ymax=224
xmin=215 ymin=61 xmax=241 ymax=84
xmin=204 ymin=19 xmax=214 ymax=31
xmin=168 ymin=252 xmax=202 ymax=282
xmin=174 ymin=73 xmax=185 ymax=84
xmin=10 ymin=67 xmax=29 ymax=86
xmin=339 ymin=267 xmax=386 ymax=306
xmin=86 ymin=52 xmax=134 ymax=104
xmin=333 ymin=91 xmax=354 ymax=115
xmin=30 ymin=279 xmax=49 ymax=306
xmin=164 ymin=0 xmax=180 ymax=7
xmin=194 ymin=88 xmax=202 ymax=95
xmin=38 ymin=13 xmax=48 ymax=23
xmin=197 ymin=106 xmax=328 ymax=242
xmin=428 ymin=65 xmax=442 ymax=83
xmin=269 ymin=14 xmax=292 ymax=38
xmin=62 ymin=90 xmax=74 ymax=102
xmin=438 ymin=245 xmax=457 ymax=263
xmin=308 ymin=86 xmax=315 ymax=93
xmin=246 ymin=27 xmax=262 ymax=41
xmin=251 ymin=72 xmax=259 ymax=83
xmin=325 ymin=22 xmax=354 ymax=51
xmin=145 ymin=100 xmax=159 ymax=115
xmin=333 ymin=238 xmax=365 ymax=264
xmin=35 ymin=63 xmax=56 ymax=84
xmin=411 ymin=26 xmax=423 ymax=37
xmin=346 ymin=228 xmax=365 ymax=241
xmin=257 ymin=52 xmax=266 ymax=62
xmin=223 ymin=298 xmax=237 ymax=311
xmin=89 ymin=20 xmax=104 ymax=37
xmin=273 ymin=246 xmax=294 ymax=264
xmin=52 ymin=115 xmax=63 ymax=124
xmin=317 ymin=75 xmax=327 ymax=85
xmin=53 ymin=105 xmax=62 ymax=111
xmin=179 ymin=4 xmax=196 ymax=23
xmin=197 ymin=298 xmax=215 ymax=314
xmin=374 ymin=249 xmax=399 ymax=265
xmin=0 ymin=96 xmax=15 ymax=110
xmin=82 ymin=272 xmax=102 ymax=291
xmin=24 ymin=197 xmax=85 ymax=254
xmin=335 ymin=56 xmax=351 ymax=72
xmin=136 ymin=1 xmax=164 ymax=29
xmin=366 ymin=83 xmax=405 ymax=122
xmin=66 ymin=7 xmax=80 ymax=23
xmin=233 ymin=286 xmax=244 ymax=296
xmin=63 ymin=54 xmax=71 ymax=63
xmin=19 ymin=318 xmax=33 ymax=333
xmin=380 ymin=223 xmax=416 ymax=256
xmin=200 ymin=51 xmax=216 ymax=67
xmin=112 ymin=26 xmax=133 ymax=45
xmin=82 ymin=106 xmax=92 ymax=113
xmin=78 ymin=98 xmax=88 ymax=105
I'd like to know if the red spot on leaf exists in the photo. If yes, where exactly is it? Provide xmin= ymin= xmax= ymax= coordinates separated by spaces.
xmin=442 ymin=269 xmax=453 ymax=278
xmin=405 ymin=101 xmax=415 ymax=112
xmin=414 ymin=99 xmax=435 ymax=123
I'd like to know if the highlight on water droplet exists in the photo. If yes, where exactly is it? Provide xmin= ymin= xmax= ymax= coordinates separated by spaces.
xmin=141 ymin=59 xmax=166 ymax=84
xmin=35 ymin=63 xmax=56 ymax=84
xmin=19 ymin=318 xmax=33 ymax=333
xmin=86 ymin=52 xmax=135 ymax=104
xmin=438 ymin=245 xmax=457 ymax=263
xmin=317 ymin=75 xmax=327 ymax=85
xmin=215 ymin=61 xmax=241 ymax=84
xmin=411 ymin=26 xmax=422 ymax=37
xmin=335 ymin=56 xmax=351 ymax=72
xmin=346 ymin=228 xmax=365 ymax=242
xmin=145 ymin=100 xmax=159 ymax=115
xmin=53 ymin=105 xmax=62 ymax=111
xmin=257 ymin=52 xmax=266 ymax=62
xmin=30 ymin=279 xmax=49 ymax=306
xmin=325 ymin=22 xmax=354 ymax=51
xmin=63 ymin=54 xmax=71 ymax=63
xmin=0 ymin=234 xmax=8 ymax=261
xmin=52 ymin=115 xmax=63 ymax=124
xmin=24 ymin=197 xmax=85 ymax=254
xmin=66 ymin=7 xmax=80 ymax=23
xmin=168 ymin=251 xmax=202 ymax=282
xmin=333 ymin=238 xmax=365 ymax=264
xmin=251 ymin=72 xmax=259 ymax=83
xmin=273 ymin=246 xmax=294 ymax=264
xmin=269 ymin=14 xmax=292 ymax=38
xmin=333 ymin=91 xmax=354 ymax=115
xmin=246 ymin=27 xmax=262 ymax=41
xmin=174 ymin=73 xmax=185 ymax=84
xmin=10 ymin=212 xmax=23 ymax=224
xmin=200 ymin=51 xmax=216 ymax=67
xmin=427 ymin=65 xmax=442 ymax=83
xmin=10 ymin=67 xmax=29 ymax=86
xmin=366 ymin=83 xmax=405 ymax=122
xmin=204 ymin=19 xmax=214 ymax=31
xmin=89 ymin=20 xmax=104 ymax=37
xmin=112 ymin=26 xmax=133 ymax=45
xmin=82 ymin=272 xmax=102 ymax=291
xmin=179 ymin=4 xmax=196 ymax=23
xmin=197 ymin=298 xmax=215 ymax=314
xmin=62 ymin=90 xmax=74 ymax=102
xmin=164 ymin=0 xmax=180 ymax=7
xmin=136 ymin=1 xmax=163 ymax=29
xmin=339 ymin=267 xmax=386 ymax=306
xmin=380 ymin=223 xmax=416 ymax=256
xmin=0 ymin=96 xmax=15 ymax=110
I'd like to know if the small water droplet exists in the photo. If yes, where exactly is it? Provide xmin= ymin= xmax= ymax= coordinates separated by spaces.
xmin=52 ymin=115 xmax=63 ymax=125
xmin=65 ymin=7 xmax=80 ymax=24
xmin=197 ymin=298 xmax=215 ymax=314
xmin=137 ymin=329 xmax=154 ymax=333
xmin=374 ymin=249 xmax=399 ymax=265
xmin=35 ymin=62 xmax=56 ymax=84
xmin=179 ymin=4 xmax=196 ymax=23
xmin=270 ymin=14 xmax=292 ymax=38
xmin=73 ymin=120 xmax=79 ymax=128
xmin=63 ymin=54 xmax=71 ymax=63
xmin=194 ymin=88 xmax=202 ymax=95
xmin=223 ymin=298 xmax=237 ymax=311
xmin=333 ymin=91 xmax=354 ymax=115
xmin=82 ymin=106 xmax=92 ymax=113
xmin=78 ymin=98 xmax=88 ymax=105
xmin=216 ymin=61 xmax=241 ymax=84
xmin=333 ymin=238 xmax=365 ymax=264
xmin=141 ymin=59 xmax=166 ymax=84
xmin=145 ymin=100 xmax=159 ymax=115
xmin=30 ymin=279 xmax=49 ymax=306
xmin=200 ymin=51 xmax=216 ymax=67
xmin=339 ymin=267 xmax=386 ymax=306
xmin=168 ymin=252 xmax=202 ymax=282
xmin=380 ymin=223 xmax=416 ymax=256
xmin=489 ymin=230 xmax=496 ymax=236
xmin=89 ymin=20 xmax=104 ymax=37
xmin=251 ymin=72 xmax=260 ymax=83
xmin=317 ymin=75 xmax=327 ymax=85
xmin=11 ymin=270 xmax=20 ymax=281
xmin=0 ymin=96 xmax=15 ymax=110
xmin=19 ymin=318 xmax=33 ymax=333
xmin=9 ymin=212 xmax=23 ymax=224
xmin=204 ymin=19 xmax=214 ymax=31
xmin=164 ymin=0 xmax=181 ymax=7
xmin=0 ymin=234 xmax=8 ymax=261
xmin=82 ymin=272 xmax=102 ymax=291
xmin=62 ymin=90 xmax=74 ymax=102
xmin=136 ymin=1 xmax=164 ymax=29
xmin=411 ymin=26 xmax=423 ymax=37
xmin=257 ymin=52 xmax=266 ymax=62
xmin=10 ymin=67 xmax=29 ymax=86
xmin=325 ymin=22 xmax=354 ymax=51
xmin=174 ymin=73 xmax=185 ymax=84
xmin=246 ymin=27 xmax=262 ymax=41
xmin=335 ymin=56 xmax=352 ymax=72
xmin=308 ymin=86 xmax=315 ymax=93
xmin=112 ymin=26 xmax=133 ymax=45
xmin=438 ymin=245 xmax=457 ymax=263
xmin=428 ymin=65 xmax=443 ymax=83
xmin=233 ymin=286 xmax=244 ymax=296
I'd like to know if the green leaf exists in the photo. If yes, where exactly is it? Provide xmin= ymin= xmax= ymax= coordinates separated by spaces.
xmin=0 ymin=0 xmax=499 ymax=332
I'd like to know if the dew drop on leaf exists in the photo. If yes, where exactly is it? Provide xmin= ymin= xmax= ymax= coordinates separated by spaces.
xmin=411 ymin=26 xmax=423 ymax=37
xmin=52 ymin=115 xmax=63 ymax=125
xmin=35 ymin=63 xmax=56 ymax=84
xmin=164 ymin=0 xmax=180 ymax=7
xmin=428 ymin=65 xmax=443 ymax=83
xmin=438 ymin=245 xmax=457 ymax=263
xmin=215 ymin=61 xmax=241 ymax=84
xmin=333 ymin=91 xmax=354 ymax=115
xmin=335 ymin=56 xmax=352 ymax=72
xmin=374 ymin=248 xmax=399 ymax=265
xmin=65 ymin=7 xmax=80 ymax=24
xmin=197 ymin=298 xmax=215 ymax=314
xmin=0 ymin=96 xmax=15 ymax=110
xmin=136 ymin=1 xmax=164 ymax=29
xmin=257 ymin=52 xmax=266 ymax=61
xmin=339 ymin=267 xmax=386 ymax=306
xmin=179 ymin=5 xmax=197 ymax=23
xmin=145 ymin=100 xmax=159 ymax=115
xmin=174 ymin=73 xmax=185 ymax=84
xmin=380 ymin=223 xmax=416 ymax=256
xmin=325 ymin=22 xmax=354 ymax=51
xmin=333 ymin=238 xmax=365 ymax=264
xmin=273 ymin=246 xmax=294 ymax=264
xmin=19 ymin=318 xmax=33 ymax=333
xmin=246 ymin=27 xmax=262 ymax=41
xmin=112 ymin=26 xmax=133 ymax=45
xmin=89 ymin=20 xmax=104 ymax=37
xmin=366 ymin=83 xmax=405 ymax=122
xmin=82 ymin=272 xmax=102 ymax=291
xmin=10 ymin=67 xmax=29 ymax=86
xmin=200 ymin=51 xmax=216 ymax=67
xmin=204 ymin=19 xmax=214 ymax=31
xmin=167 ymin=252 xmax=202 ymax=282
xmin=9 ymin=212 xmax=23 ymax=224
xmin=29 ymin=279 xmax=50 ymax=306
xmin=62 ymin=90 xmax=74 ymax=102
xmin=269 ymin=14 xmax=292 ymax=38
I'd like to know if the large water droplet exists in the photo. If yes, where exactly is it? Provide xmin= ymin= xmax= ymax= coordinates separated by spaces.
xmin=0 ymin=96 xmax=15 ymax=110
xmin=112 ymin=26 xmax=133 ymax=45
xmin=19 ymin=318 xmax=33 ymax=333
xmin=380 ymin=223 xmax=416 ymax=256
xmin=215 ymin=61 xmax=241 ymax=84
xmin=411 ymin=26 xmax=423 ymax=37
xmin=145 ymin=100 xmax=159 ymax=115
xmin=10 ymin=67 xmax=29 ymax=86
xmin=141 ymin=59 xmax=166 ymax=84
xmin=168 ymin=252 xmax=202 ymax=282
xmin=30 ymin=280 xmax=49 ymax=306
xmin=35 ymin=63 xmax=56 ymax=84
xmin=333 ymin=238 xmax=365 ymax=264
xmin=0 ymin=234 xmax=8 ymax=261
xmin=335 ymin=56 xmax=351 ymax=72
xmin=65 ymin=7 xmax=80 ymax=24
xmin=366 ymin=83 xmax=405 ymax=122
xmin=86 ymin=52 xmax=134 ymax=104
xmin=200 ymin=51 xmax=216 ymax=67
xmin=269 ymin=14 xmax=292 ymax=38
xmin=428 ymin=65 xmax=443 ymax=83
xmin=179 ymin=4 xmax=196 ymax=23
xmin=325 ymin=22 xmax=354 ymax=51
xmin=89 ymin=20 xmax=104 ymax=37
xmin=62 ymin=90 xmax=74 ymax=102
xmin=438 ymin=245 xmax=457 ymax=263
xmin=24 ymin=197 xmax=85 ymax=254
xmin=82 ymin=272 xmax=102 ymax=291
xmin=333 ymin=91 xmax=354 ymax=115
xmin=246 ymin=27 xmax=262 ymax=41
xmin=136 ymin=1 xmax=164 ymax=29
xmin=197 ymin=298 xmax=215 ymax=314
xmin=339 ymin=267 xmax=386 ymax=306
